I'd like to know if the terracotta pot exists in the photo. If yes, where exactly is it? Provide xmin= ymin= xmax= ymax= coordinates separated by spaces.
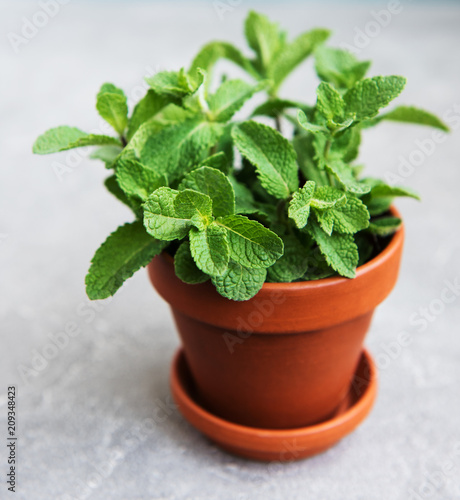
xmin=148 ymin=211 xmax=404 ymax=430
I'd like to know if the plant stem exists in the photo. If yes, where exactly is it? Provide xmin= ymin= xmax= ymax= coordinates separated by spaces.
xmin=274 ymin=114 xmax=282 ymax=133
xmin=323 ymin=138 xmax=335 ymax=186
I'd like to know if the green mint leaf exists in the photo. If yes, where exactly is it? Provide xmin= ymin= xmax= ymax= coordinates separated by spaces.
xmin=189 ymin=224 xmax=229 ymax=276
xmin=378 ymin=105 xmax=449 ymax=131
xmin=232 ymin=121 xmax=299 ymax=199
xmin=331 ymin=127 xmax=361 ymax=163
xmin=127 ymin=90 xmax=176 ymax=141
xmin=197 ymin=151 xmax=229 ymax=173
xmin=297 ymin=110 xmax=330 ymax=136
xmin=125 ymin=118 xmax=223 ymax=181
xmin=344 ymin=76 xmax=406 ymax=120
xmin=252 ymin=99 xmax=310 ymax=118
xmin=104 ymin=175 xmax=142 ymax=217
xmin=174 ymin=240 xmax=209 ymax=284
xmin=308 ymin=219 xmax=358 ymax=278
xmin=90 ymin=145 xmax=122 ymax=169
xmin=267 ymin=233 xmax=309 ymax=282
xmin=216 ymin=214 xmax=283 ymax=268
xmin=368 ymin=216 xmax=402 ymax=236
xmin=315 ymin=210 xmax=334 ymax=235
xmin=116 ymin=156 xmax=167 ymax=201
xmin=361 ymin=180 xmax=419 ymax=216
xmin=85 ymin=221 xmax=166 ymax=300
xmin=310 ymin=186 xmax=347 ymax=209
xmin=145 ymin=69 xmax=200 ymax=98
xmin=96 ymin=83 xmax=128 ymax=135
xmin=143 ymin=187 xmax=191 ymax=241
xmin=367 ymin=182 xmax=420 ymax=200
xmin=33 ymin=126 xmax=122 ymax=154
xmin=316 ymin=82 xmax=345 ymax=122
xmin=315 ymin=196 xmax=370 ymax=235
xmin=189 ymin=42 xmax=258 ymax=85
xmin=270 ymin=28 xmax=330 ymax=91
xmin=174 ymin=189 xmax=213 ymax=230
xmin=326 ymin=158 xmax=371 ymax=195
xmin=245 ymin=11 xmax=282 ymax=76
xmin=212 ymin=261 xmax=266 ymax=301
xmin=180 ymin=167 xmax=235 ymax=217
xmin=208 ymin=79 xmax=266 ymax=122
xmin=288 ymin=180 xmax=315 ymax=228
xmin=228 ymin=176 xmax=259 ymax=215
xmin=315 ymin=46 xmax=371 ymax=89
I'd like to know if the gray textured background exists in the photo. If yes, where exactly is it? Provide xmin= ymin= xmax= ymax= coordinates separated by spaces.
xmin=1 ymin=1 xmax=460 ymax=499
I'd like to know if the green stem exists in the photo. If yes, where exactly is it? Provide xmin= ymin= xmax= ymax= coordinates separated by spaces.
xmin=274 ymin=114 xmax=282 ymax=133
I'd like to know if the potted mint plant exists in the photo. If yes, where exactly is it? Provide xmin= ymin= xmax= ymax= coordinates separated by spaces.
xmin=33 ymin=11 xmax=447 ymax=461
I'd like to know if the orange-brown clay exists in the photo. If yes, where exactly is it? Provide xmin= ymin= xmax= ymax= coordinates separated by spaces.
xmin=148 ymin=210 xmax=404 ymax=430
xmin=170 ymin=348 xmax=377 ymax=461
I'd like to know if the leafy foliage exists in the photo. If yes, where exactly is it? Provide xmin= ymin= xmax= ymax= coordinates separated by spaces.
xmin=33 ymin=11 xmax=447 ymax=301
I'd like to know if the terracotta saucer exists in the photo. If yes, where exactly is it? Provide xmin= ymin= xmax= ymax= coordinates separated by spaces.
xmin=170 ymin=348 xmax=377 ymax=462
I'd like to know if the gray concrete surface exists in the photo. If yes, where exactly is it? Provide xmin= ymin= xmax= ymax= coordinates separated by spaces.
xmin=1 ymin=1 xmax=460 ymax=499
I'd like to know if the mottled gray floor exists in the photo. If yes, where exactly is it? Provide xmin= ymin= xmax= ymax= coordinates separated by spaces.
xmin=1 ymin=1 xmax=460 ymax=499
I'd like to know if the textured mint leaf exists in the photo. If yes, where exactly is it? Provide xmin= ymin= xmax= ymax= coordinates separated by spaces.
xmin=308 ymin=219 xmax=358 ymax=278
xmin=33 ymin=126 xmax=122 ymax=154
xmin=232 ymin=121 xmax=299 ymax=199
xmin=362 ymin=180 xmax=419 ymax=216
xmin=189 ymin=224 xmax=229 ymax=276
xmin=315 ymin=210 xmax=334 ymax=235
xmin=104 ymin=175 xmax=142 ymax=216
xmin=208 ymin=79 xmax=266 ymax=122
xmin=315 ymin=196 xmax=370 ymax=235
xmin=143 ymin=187 xmax=191 ymax=241
xmin=228 ymin=176 xmax=259 ymax=214
xmin=310 ymin=186 xmax=347 ymax=209
xmin=293 ymin=134 xmax=329 ymax=185
xmin=96 ymin=83 xmax=128 ymax=135
xmin=344 ymin=76 xmax=406 ymax=120
xmin=365 ymin=198 xmax=392 ymax=217
xmin=316 ymin=82 xmax=345 ymax=121
xmin=378 ymin=105 xmax=449 ymax=131
xmin=267 ymin=233 xmax=309 ymax=282
xmin=125 ymin=118 xmax=223 ymax=181
xmin=174 ymin=240 xmax=209 ymax=284
xmin=245 ymin=11 xmax=282 ymax=75
xmin=85 ymin=221 xmax=167 ymax=300
xmin=180 ymin=167 xmax=235 ymax=217
xmin=145 ymin=69 xmax=200 ymax=98
xmin=367 ymin=183 xmax=420 ymax=200
xmin=197 ymin=152 xmax=229 ymax=173
xmin=252 ymin=98 xmax=309 ymax=118
xmin=116 ymin=156 xmax=166 ymax=201
xmin=368 ymin=216 xmax=402 ymax=236
xmin=326 ymin=158 xmax=371 ymax=195
xmin=331 ymin=126 xmax=361 ymax=163
xmin=270 ymin=28 xmax=330 ymax=91
xmin=216 ymin=214 xmax=283 ymax=268
xmin=212 ymin=261 xmax=266 ymax=301
xmin=127 ymin=90 xmax=175 ymax=141
xmin=90 ymin=145 xmax=122 ymax=168
xmin=189 ymin=42 xmax=258 ymax=85
xmin=174 ymin=189 xmax=213 ymax=230
xmin=297 ymin=110 xmax=329 ymax=136
xmin=288 ymin=181 xmax=315 ymax=228
xmin=315 ymin=46 xmax=371 ymax=89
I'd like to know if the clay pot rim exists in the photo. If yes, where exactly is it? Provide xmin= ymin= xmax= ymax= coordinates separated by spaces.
xmin=171 ymin=348 xmax=377 ymax=442
xmin=160 ymin=206 xmax=404 ymax=292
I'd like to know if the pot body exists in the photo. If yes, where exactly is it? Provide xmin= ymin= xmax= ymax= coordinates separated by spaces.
xmin=148 ymin=221 xmax=404 ymax=429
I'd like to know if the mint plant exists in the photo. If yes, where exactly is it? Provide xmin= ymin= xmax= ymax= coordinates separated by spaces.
xmin=33 ymin=11 xmax=448 ymax=301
